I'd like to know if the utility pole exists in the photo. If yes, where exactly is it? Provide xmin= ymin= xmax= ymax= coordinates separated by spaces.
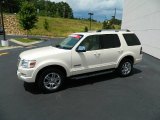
xmin=88 ymin=12 xmax=94 ymax=30
xmin=45 ymin=0 xmax=48 ymax=16
xmin=63 ymin=0 xmax=66 ymax=18
xmin=0 ymin=1 xmax=6 ymax=40
xmin=63 ymin=6 xmax=65 ymax=18
xmin=114 ymin=8 xmax=116 ymax=19
xmin=112 ymin=8 xmax=116 ymax=25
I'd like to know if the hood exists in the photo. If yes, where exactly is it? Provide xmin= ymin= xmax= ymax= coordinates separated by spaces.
xmin=20 ymin=46 xmax=69 ymax=60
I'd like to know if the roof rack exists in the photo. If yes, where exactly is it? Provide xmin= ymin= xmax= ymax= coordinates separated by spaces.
xmin=87 ymin=30 xmax=97 ymax=33
xmin=115 ymin=29 xmax=130 ymax=32
xmin=96 ymin=29 xmax=130 ymax=32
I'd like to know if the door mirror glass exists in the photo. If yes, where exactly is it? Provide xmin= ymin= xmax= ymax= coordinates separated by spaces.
xmin=76 ymin=46 xmax=86 ymax=52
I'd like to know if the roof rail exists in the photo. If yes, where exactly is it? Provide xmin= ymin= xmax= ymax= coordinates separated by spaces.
xmin=115 ymin=29 xmax=130 ymax=32
xmin=87 ymin=30 xmax=97 ymax=33
xmin=96 ymin=29 xmax=130 ymax=32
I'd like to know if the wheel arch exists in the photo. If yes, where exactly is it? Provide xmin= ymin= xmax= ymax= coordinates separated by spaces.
xmin=35 ymin=65 xmax=67 ymax=83
xmin=116 ymin=55 xmax=134 ymax=68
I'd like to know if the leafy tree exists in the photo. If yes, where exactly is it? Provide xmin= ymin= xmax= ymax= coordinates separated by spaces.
xmin=19 ymin=1 xmax=38 ymax=36
xmin=32 ymin=0 xmax=73 ymax=18
xmin=84 ymin=26 xmax=88 ymax=32
xmin=102 ymin=21 xmax=107 ymax=29
xmin=102 ymin=16 xmax=122 ymax=30
xmin=2 ymin=0 xmax=23 ymax=13
xmin=3 ymin=0 xmax=74 ymax=19
xmin=53 ymin=1 xmax=73 ymax=18
xmin=102 ymin=21 xmax=111 ymax=29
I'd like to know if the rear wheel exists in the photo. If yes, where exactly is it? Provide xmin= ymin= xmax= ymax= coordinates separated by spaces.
xmin=117 ymin=59 xmax=133 ymax=77
xmin=37 ymin=68 xmax=65 ymax=93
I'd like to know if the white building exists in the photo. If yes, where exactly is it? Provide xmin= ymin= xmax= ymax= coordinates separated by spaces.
xmin=122 ymin=0 xmax=160 ymax=59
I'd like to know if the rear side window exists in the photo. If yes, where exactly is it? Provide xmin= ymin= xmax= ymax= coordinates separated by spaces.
xmin=123 ymin=34 xmax=141 ymax=46
xmin=100 ymin=34 xmax=121 ymax=49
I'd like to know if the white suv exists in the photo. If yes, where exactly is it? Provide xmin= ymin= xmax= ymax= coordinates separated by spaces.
xmin=17 ymin=30 xmax=142 ymax=92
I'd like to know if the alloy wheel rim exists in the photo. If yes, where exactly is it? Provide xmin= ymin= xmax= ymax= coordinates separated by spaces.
xmin=121 ymin=62 xmax=131 ymax=75
xmin=43 ymin=72 xmax=61 ymax=90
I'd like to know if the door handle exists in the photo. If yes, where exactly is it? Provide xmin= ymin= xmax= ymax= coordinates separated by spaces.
xmin=97 ymin=53 xmax=101 ymax=56
xmin=118 ymin=50 xmax=123 ymax=53
xmin=94 ymin=53 xmax=100 ymax=56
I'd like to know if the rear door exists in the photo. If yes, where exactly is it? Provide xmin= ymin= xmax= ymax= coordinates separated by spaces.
xmin=98 ymin=34 xmax=123 ymax=69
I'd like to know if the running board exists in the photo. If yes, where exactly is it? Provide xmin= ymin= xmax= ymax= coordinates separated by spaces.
xmin=70 ymin=69 xmax=115 ymax=80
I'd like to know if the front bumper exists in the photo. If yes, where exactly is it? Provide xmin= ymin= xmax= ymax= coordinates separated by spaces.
xmin=17 ymin=69 xmax=36 ymax=83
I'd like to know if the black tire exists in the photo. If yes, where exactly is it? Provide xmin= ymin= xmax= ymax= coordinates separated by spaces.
xmin=37 ymin=68 xmax=65 ymax=93
xmin=117 ymin=59 xmax=133 ymax=77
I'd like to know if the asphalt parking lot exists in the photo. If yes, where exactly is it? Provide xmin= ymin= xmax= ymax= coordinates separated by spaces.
xmin=0 ymin=40 xmax=160 ymax=120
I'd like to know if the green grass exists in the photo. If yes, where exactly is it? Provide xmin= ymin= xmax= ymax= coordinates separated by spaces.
xmin=0 ymin=45 xmax=4 ymax=47
xmin=114 ymin=25 xmax=121 ymax=29
xmin=5 ymin=15 xmax=120 ymax=37
xmin=15 ymin=38 xmax=41 ymax=43
xmin=0 ymin=46 xmax=5 ymax=48
xmin=30 ymin=17 xmax=103 ymax=37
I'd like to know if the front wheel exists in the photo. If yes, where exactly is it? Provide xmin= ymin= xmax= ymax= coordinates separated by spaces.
xmin=117 ymin=59 xmax=133 ymax=77
xmin=37 ymin=68 xmax=65 ymax=93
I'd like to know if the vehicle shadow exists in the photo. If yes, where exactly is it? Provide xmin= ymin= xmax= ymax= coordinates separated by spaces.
xmin=23 ymin=82 xmax=41 ymax=94
xmin=23 ymin=68 xmax=142 ymax=94
xmin=64 ymin=68 xmax=141 ymax=89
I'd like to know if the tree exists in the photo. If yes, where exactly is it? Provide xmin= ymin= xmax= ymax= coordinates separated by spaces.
xmin=102 ymin=21 xmax=111 ymax=29
xmin=103 ymin=20 xmax=117 ymax=29
xmin=2 ymin=0 xmax=22 ymax=13
xmin=19 ymin=1 xmax=38 ymax=36
xmin=55 ymin=2 xmax=73 ymax=18
xmin=102 ymin=21 xmax=107 ymax=29
xmin=84 ymin=26 xmax=88 ymax=32
xmin=3 ymin=0 xmax=74 ymax=19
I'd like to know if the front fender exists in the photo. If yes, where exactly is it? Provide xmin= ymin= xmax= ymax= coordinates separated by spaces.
xmin=33 ymin=60 xmax=71 ymax=80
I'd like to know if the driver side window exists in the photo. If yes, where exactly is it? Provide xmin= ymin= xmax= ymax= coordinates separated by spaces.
xmin=79 ymin=35 xmax=100 ymax=51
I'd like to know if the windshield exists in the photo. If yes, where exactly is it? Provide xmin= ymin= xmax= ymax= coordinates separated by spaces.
xmin=56 ymin=34 xmax=83 ymax=50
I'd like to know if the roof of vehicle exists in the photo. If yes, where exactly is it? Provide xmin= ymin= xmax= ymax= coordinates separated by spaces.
xmin=73 ymin=29 xmax=134 ymax=36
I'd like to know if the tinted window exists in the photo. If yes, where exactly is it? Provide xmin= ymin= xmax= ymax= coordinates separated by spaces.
xmin=123 ymin=34 xmax=141 ymax=46
xmin=79 ymin=35 xmax=101 ymax=51
xmin=100 ymin=34 xmax=121 ymax=49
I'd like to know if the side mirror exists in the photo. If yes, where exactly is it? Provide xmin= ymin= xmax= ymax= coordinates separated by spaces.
xmin=76 ymin=46 xmax=86 ymax=52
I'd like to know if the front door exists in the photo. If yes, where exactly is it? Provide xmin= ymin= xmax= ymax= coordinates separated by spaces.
xmin=71 ymin=35 xmax=101 ymax=75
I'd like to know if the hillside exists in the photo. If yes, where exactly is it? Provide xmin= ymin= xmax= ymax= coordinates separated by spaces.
xmin=3 ymin=15 xmax=102 ymax=37
xmin=31 ymin=17 xmax=102 ymax=37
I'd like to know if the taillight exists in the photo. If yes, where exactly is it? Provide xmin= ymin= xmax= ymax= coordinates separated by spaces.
xmin=140 ymin=47 xmax=143 ymax=54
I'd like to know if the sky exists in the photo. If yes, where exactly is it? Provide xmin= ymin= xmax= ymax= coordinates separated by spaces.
xmin=50 ymin=0 xmax=123 ymax=22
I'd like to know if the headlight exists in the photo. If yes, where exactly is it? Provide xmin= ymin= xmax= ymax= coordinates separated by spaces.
xmin=21 ymin=60 xmax=36 ymax=68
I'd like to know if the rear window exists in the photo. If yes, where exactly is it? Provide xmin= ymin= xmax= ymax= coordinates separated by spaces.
xmin=123 ymin=34 xmax=141 ymax=46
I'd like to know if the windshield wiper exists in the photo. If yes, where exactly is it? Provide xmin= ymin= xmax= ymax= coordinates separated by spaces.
xmin=58 ymin=46 xmax=71 ymax=50
xmin=55 ymin=45 xmax=60 ymax=48
xmin=55 ymin=45 xmax=71 ymax=50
